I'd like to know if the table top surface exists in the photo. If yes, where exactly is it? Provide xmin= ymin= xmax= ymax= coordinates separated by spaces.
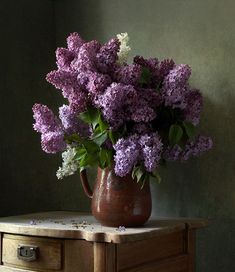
xmin=0 ymin=211 xmax=208 ymax=243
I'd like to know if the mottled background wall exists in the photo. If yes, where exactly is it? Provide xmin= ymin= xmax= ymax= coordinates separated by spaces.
xmin=0 ymin=0 xmax=58 ymax=215
xmin=1 ymin=0 xmax=235 ymax=271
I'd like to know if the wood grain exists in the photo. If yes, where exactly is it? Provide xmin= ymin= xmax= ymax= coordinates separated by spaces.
xmin=0 ymin=211 xmax=207 ymax=244
xmin=94 ymin=242 xmax=106 ymax=272
xmin=0 ymin=211 xmax=207 ymax=272
xmin=64 ymin=239 xmax=93 ymax=272
xmin=0 ymin=233 xmax=2 ymax=265
xmin=119 ymin=255 xmax=188 ymax=272
xmin=117 ymin=231 xmax=185 ymax=271
xmin=187 ymin=229 xmax=196 ymax=272
xmin=94 ymin=242 xmax=117 ymax=272
xmin=0 ymin=266 xmax=34 ymax=272
xmin=106 ymin=243 xmax=117 ymax=272
xmin=2 ymin=234 xmax=61 ymax=271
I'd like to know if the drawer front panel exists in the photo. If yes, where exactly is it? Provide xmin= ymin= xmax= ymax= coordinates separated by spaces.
xmin=117 ymin=231 xmax=185 ymax=271
xmin=2 ymin=234 xmax=62 ymax=271
xmin=119 ymin=255 xmax=188 ymax=272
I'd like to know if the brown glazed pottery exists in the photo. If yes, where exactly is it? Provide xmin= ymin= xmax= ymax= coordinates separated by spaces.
xmin=80 ymin=167 xmax=152 ymax=227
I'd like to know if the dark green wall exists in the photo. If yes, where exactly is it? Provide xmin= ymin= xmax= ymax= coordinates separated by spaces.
xmin=55 ymin=0 xmax=235 ymax=271
xmin=0 ymin=0 xmax=91 ymax=216
xmin=0 ymin=0 xmax=59 ymax=215
xmin=0 ymin=0 xmax=92 ymax=216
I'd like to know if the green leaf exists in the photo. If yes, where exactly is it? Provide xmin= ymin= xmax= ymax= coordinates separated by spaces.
xmin=139 ymin=67 xmax=152 ymax=85
xmin=92 ymin=128 xmax=108 ymax=146
xmin=132 ymin=166 xmax=145 ymax=183
xmin=98 ymin=114 xmax=109 ymax=132
xmin=79 ymin=107 xmax=100 ymax=129
xmin=169 ymin=124 xmax=183 ymax=146
xmin=151 ymin=170 xmax=162 ymax=183
xmin=82 ymin=139 xmax=100 ymax=153
xmin=183 ymin=121 xmax=196 ymax=139
xmin=74 ymin=147 xmax=87 ymax=161
xmin=131 ymin=166 xmax=139 ymax=179
xmin=79 ymin=152 xmax=98 ymax=168
xmin=99 ymin=148 xmax=113 ymax=169
xmin=64 ymin=134 xmax=81 ymax=144
xmin=108 ymin=130 xmax=118 ymax=144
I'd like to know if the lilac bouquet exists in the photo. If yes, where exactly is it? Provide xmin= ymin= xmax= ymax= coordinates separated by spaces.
xmin=33 ymin=32 xmax=212 ymax=184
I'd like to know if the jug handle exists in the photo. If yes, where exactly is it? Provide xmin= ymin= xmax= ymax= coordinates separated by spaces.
xmin=80 ymin=169 xmax=93 ymax=199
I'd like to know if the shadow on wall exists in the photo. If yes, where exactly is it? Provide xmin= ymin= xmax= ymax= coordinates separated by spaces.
xmin=151 ymin=89 xmax=235 ymax=271
xmin=50 ymin=0 xmax=105 ymax=212
xmin=55 ymin=0 xmax=105 ymax=45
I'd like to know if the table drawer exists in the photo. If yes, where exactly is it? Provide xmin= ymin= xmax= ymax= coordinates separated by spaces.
xmin=2 ymin=234 xmax=62 ymax=271
xmin=117 ymin=230 xmax=185 ymax=271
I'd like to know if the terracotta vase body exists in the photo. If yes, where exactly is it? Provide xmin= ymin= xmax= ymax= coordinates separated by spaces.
xmin=80 ymin=167 xmax=152 ymax=227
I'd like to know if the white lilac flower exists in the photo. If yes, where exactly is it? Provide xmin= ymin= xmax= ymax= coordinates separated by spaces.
xmin=56 ymin=146 xmax=78 ymax=179
xmin=116 ymin=32 xmax=131 ymax=64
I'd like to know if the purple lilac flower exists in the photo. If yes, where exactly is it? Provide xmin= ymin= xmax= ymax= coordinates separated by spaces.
xmin=163 ymin=86 xmax=188 ymax=109
xmin=96 ymin=83 xmax=137 ymax=128
xmin=129 ymin=89 xmax=162 ymax=123
xmin=78 ymin=71 xmax=111 ymax=95
xmin=46 ymin=70 xmax=78 ymax=90
xmin=30 ymin=220 xmax=37 ymax=225
xmin=56 ymin=48 xmax=76 ymax=72
xmin=164 ymin=135 xmax=212 ymax=161
xmin=134 ymin=56 xmax=159 ymax=74
xmin=163 ymin=64 xmax=191 ymax=90
xmin=158 ymin=59 xmax=175 ymax=81
xmin=71 ymin=40 xmax=101 ymax=72
xmin=96 ymin=38 xmax=120 ymax=73
xmin=131 ymin=123 xmax=152 ymax=135
xmin=64 ymin=88 xmax=88 ymax=111
xmin=114 ymin=134 xmax=140 ymax=177
xmin=41 ymin=131 xmax=66 ymax=154
xmin=46 ymin=70 xmax=88 ymax=110
xmin=117 ymin=226 xmax=126 ymax=232
xmin=67 ymin=32 xmax=85 ymax=53
xmin=138 ymin=88 xmax=163 ymax=108
xmin=183 ymin=89 xmax=203 ymax=125
xmin=113 ymin=64 xmax=142 ymax=86
xmin=32 ymin=104 xmax=61 ymax=134
xmin=59 ymin=105 xmax=89 ymax=136
xmin=139 ymin=133 xmax=163 ymax=172
xmin=164 ymin=145 xmax=183 ymax=161
xmin=162 ymin=64 xmax=191 ymax=109
xmin=133 ymin=56 xmax=159 ymax=84
xmin=114 ymin=132 xmax=163 ymax=176
xmin=33 ymin=104 xmax=67 ymax=154
xmin=181 ymin=135 xmax=213 ymax=161
xmin=130 ymin=99 xmax=156 ymax=123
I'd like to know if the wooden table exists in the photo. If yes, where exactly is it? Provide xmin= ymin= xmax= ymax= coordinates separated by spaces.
xmin=0 ymin=211 xmax=207 ymax=272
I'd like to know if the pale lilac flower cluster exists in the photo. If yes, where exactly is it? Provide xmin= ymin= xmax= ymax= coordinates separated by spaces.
xmin=114 ymin=133 xmax=163 ymax=176
xmin=33 ymin=32 xmax=212 ymax=178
